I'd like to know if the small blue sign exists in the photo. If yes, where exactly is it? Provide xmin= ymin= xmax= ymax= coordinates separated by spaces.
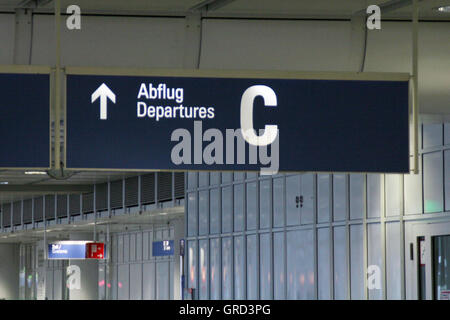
xmin=0 ymin=73 xmax=50 ymax=168
xmin=48 ymin=242 xmax=86 ymax=259
xmin=152 ymin=240 xmax=174 ymax=256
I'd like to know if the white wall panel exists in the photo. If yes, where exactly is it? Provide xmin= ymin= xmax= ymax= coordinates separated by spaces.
xmin=130 ymin=264 xmax=142 ymax=300
xmin=143 ymin=262 xmax=155 ymax=300
xmin=333 ymin=226 xmax=348 ymax=299
xmin=0 ymin=14 xmax=14 ymax=64
xmin=31 ymin=15 xmax=185 ymax=68
xmin=317 ymin=228 xmax=331 ymax=299
xmin=368 ymin=223 xmax=382 ymax=300
xmin=200 ymin=19 xmax=353 ymax=72
xmin=350 ymin=224 xmax=364 ymax=299
xmin=386 ymin=222 xmax=401 ymax=300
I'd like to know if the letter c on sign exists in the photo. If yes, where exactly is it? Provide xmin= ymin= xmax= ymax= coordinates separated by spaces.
xmin=240 ymin=85 xmax=278 ymax=146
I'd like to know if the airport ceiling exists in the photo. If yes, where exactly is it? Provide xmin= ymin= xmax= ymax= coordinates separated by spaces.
xmin=0 ymin=0 xmax=448 ymax=20
xmin=0 ymin=0 xmax=449 ymax=203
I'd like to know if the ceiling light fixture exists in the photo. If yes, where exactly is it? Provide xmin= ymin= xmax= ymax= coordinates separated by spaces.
xmin=0 ymin=181 xmax=8 ymax=185
xmin=24 ymin=171 xmax=47 ymax=175
xmin=436 ymin=6 xmax=450 ymax=12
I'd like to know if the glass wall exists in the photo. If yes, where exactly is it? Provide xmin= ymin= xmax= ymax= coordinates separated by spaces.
xmin=185 ymin=121 xmax=450 ymax=300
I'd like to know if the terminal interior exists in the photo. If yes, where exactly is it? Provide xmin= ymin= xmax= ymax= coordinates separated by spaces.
xmin=0 ymin=0 xmax=449 ymax=300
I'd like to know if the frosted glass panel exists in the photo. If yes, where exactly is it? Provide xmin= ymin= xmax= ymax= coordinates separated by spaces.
xmin=156 ymin=262 xmax=169 ymax=300
xmin=368 ymin=223 xmax=382 ymax=300
xmin=136 ymin=233 xmax=142 ymax=261
xmin=273 ymin=177 xmax=284 ymax=228
xmin=234 ymin=184 xmax=244 ymax=231
xmin=246 ymin=182 xmax=257 ymax=230
xmin=260 ymin=179 xmax=271 ymax=229
xmin=423 ymin=123 xmax=442 ymax=148
xmin=118 ymin=235 xmax=123 ymax=263
xmin=130 ymin=264 xmax=142 ymax=300
xmin=333 ymin=174 xmax=347 ymax=221
xmin=445 ymin=123 xmax=450 ymax=145
xmin=199 ymin=172 xmax=209 ymax=187
xmin=318 ymin=228 xmax=331 ymax=299
xmin=247 ymin=172 xmax=258 ymax=179
xmin=222 ymin=172 xmax=233 ymax=183
xmin=53 ymin=269 xmax=62 ymax=300
xmin=210 ymin=238 xmax=220 ymax=300
xmin=423 ymin=151 xmax=443 ymax=213
xmin=123 ymin=234 xmax=130 ymax=262
xmin=222 ymin=237 xmax=232 ymax=299
xmin=287 ymin=229 xmax=314 ymax=299
xmin=300 ymin=173 xmax=314 ymax=225
xmin=210 ymin=189 xmax=220 ymax=234
xmin=350 ymin=224 xmax=364 ymax=299
xmin=118 ymin=264 xmax=129 ymax=300
xmin=199 ymin=239 xmax=209 ymax=299
xmin=187 ymin=172 xmax=197 ymax=190
xmin=386 ymin=174 xmax=402 ymax=216
xmin=187 ymin=192 xmax=197 ymax=236
xmin=222 ymin=187 xmax=232 ymax=233
xmin=260 ymin=233 xmax=271 ymax=299
xmin=318 ymin=174 xmax=330 ymax=223
xmin=286 ymin=175 xmax=300 ymax=226
xmin=445 ymin=150 xmax=450 ymax=212
xmin=367 ymin=174 xmax=381 ymax=218
xmin=273 ymin=232 xmax=285 ymax=299
xmin=210 ymin=172 xmax=221 ymax=185
xmin=199 ymin=191 xmax=209 ymax=236
xmin=143 ymin=262 xmax=155 ymax=300
xmin=187 ymin=240 xmax=197 ymax=290
xmin=234 ymin=236 xmax=245 ymax=299
xmin=350 ymin=174 xmax=364 ymax=220
xmin=234 ymin=172 xmax=245 ymax=181
xmin=130 ymin=234 xmax=136 ymax=261
xmin=404 ymin=158 xmax=422 ymax=215
xmin=386 ymin=222 xmax=401 ymax=299
xmin=247 ymin=234 xmax=258 ymax=299
xmin=334 ymin=226 xmax=348 ymax=299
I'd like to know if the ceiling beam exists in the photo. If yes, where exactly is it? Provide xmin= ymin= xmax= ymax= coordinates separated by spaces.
xmin=190 ymin=0 xmax=237 ymax=12
xmin=353 ymin=0 xmax=425 ymax=16
xmin=0 ymin=184 xmax=93 ymax=193
xmin=17 ymin=0 xmax=53 ymax=8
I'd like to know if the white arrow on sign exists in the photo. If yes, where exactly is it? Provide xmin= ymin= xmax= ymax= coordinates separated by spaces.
xmin=91 ymin=83 xmax=116 ymax=120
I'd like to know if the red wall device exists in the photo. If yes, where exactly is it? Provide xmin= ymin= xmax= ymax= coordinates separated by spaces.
xmin=86 ymin=242 xmax=105 ymax=259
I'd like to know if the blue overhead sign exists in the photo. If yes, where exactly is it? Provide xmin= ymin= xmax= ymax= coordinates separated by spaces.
xmin=0 ymin=72 xmax=50 ymax=168
xmin=48 ymin=241 xmax=87 ymax=259
xmin=153 ymin=240 xmax=174 ymax=257
xmin=66 ymin=70 xmax=409 ymax=173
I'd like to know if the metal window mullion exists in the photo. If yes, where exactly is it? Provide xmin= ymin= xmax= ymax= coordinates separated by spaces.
xmin=107 ymin=181 xmax=111 ymax=215
xmin=21 ymin=199 xmax=24 ymax=226
xmin=80 ymin=192 xmax=83 ymax=219
xmin=346 ymin=174 xmax=351 ymax=300
xmin=256 ymin=179 xmax=260 ymax=300
xmin=122 ymin=177 xmax=126 ymax=213
xmin=329 ymin=174 xmax=335 ymax=300
xmin=1 ymin=203 xmax=3 ymax=232
xmin=172 ymin=172 xmax=176 ymax=207
xmin=399 ymin=172 xmax=406 ymax=300
xmin=381 ymin=174 xmax=387 ymax=300
xmin=363 ymin=174 xmax=368 ymax=300
xmin=66 ymin=194 xmax=70 ymax=221
xmin=31 ymin=196 xmax=34 ymax=227
xmin=283 ymin=175 xmax=288 ymax=299
xmin=268 ymin=177 xmax=274 ymax=300
xmin=155 ymin=172 xmax=159 ymax=208
xmin=10 ymin=200 xmax=13 ymax=228
xmin=313 ymin=174 xmax=318 ymax=300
